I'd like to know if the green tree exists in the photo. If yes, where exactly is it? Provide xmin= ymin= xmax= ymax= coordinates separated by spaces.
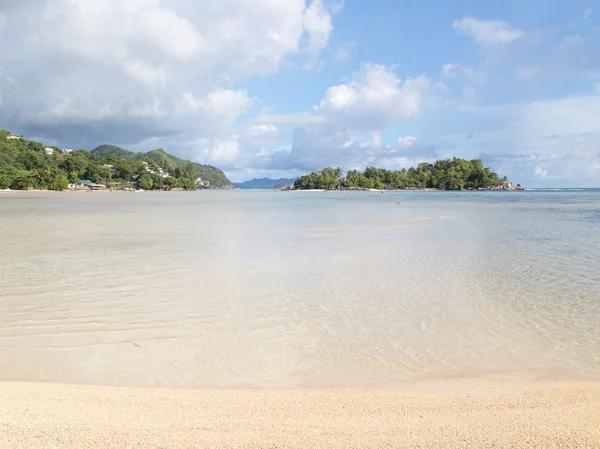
xmin=164 ymin=176 xmax=180 ymax=189
xmin=68 ymin=171 xmax=80 ymax=183
xmin=49 ymin=174 xmax=69 ymax=191
xmin=293 ymin=158 xmax=511 ymax=191
xmin=11 ymin=170 xmax=36 ymax=189
xmin=346 ymin=170 xmax=361 ymax=187
xmin=138 ymin=173 xmax=154 ymax=190
xmin=0 ymin=172 xmax=13 ymax=189
xmin=153 ymin=176 xmax=164 ymax=190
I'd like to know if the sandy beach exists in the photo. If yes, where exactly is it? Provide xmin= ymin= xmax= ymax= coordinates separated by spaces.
xmin=2 ymin=378 xmax=599 ymax=448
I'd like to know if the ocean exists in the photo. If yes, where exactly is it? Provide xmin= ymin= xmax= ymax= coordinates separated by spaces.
xmin=0 ymin=189 xmax=598 ymax=387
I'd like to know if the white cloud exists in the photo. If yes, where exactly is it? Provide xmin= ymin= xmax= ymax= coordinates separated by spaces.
xmin=442 ymin=63 xmax=460 ymax=76
xmin=453 ymin=17 xmax=524 ymax=46
xmin=397 ymin=136 xmax=417 ymax=148
xmin=314 ymin=64 xmax=430 ymax=126
xmin=242 ymin=124 xmax=283 ymax=141
xmin=0 ymin=0 xmax=340 ymax=156
xmin=448 ymin=93 xmax=600 ymax=185
xmin=534 ymin=166 xmax=549 ymax=179
xmin=253 ymin=64 xmax=432 ymax=132
xmin=180 ymin=89 xmax=253 ymax=124
xmin=210 ymin=139 xmax=241 ymax=163
xmin=303 ymin=0 xmax=334 ymax=54
xmin=441 ymin=63 xmax=482 ymax=81
xmin=204 ymin=65 xmax=435 ymax=174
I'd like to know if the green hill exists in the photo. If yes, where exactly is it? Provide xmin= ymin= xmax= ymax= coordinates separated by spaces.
xmin=0 ymin=130 xmax=233 ymax=191
xmin=91 ymin=144 xmax=132 ymax=159
xmin=91 ymin=145 xmax=232 ymax=188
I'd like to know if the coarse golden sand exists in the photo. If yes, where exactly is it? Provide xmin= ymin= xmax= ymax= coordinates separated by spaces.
xmin=1 ymin=378 xmax=599 ymax=448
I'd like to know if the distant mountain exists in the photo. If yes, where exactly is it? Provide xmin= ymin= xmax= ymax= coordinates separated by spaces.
xmin=92 ymin=145 xmax=233 ymax=188
xmin=234 ymin=177 xmax=298 ymax=189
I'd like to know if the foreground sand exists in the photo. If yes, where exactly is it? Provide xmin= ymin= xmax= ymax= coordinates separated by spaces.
xmin=1 ymin=379 xmax=599 ymax=448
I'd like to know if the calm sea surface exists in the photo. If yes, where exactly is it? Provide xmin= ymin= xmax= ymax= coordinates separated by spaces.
xmin=0 ymin=190 xmax=598 ymax=387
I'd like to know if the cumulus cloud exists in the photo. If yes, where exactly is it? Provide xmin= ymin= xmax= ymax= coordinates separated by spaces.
xmin=0 ymin=0 xmax=339 ymax=153
xmin=191 ymin=63 xmax=435 ymax=176
xmin=303 ymin=0 xmax=334 ymax=54
xmin=212 ymin=64 xmax=436 ymax=174
xmin=453 ymin=17 xmax=524 ymax=46
xmin=310 ymin=64 xmax=430 ymax=127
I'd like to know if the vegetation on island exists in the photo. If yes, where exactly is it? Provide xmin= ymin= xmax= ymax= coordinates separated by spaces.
xmin=0 ymin=130 xmax=233 ymax=191
xmin=294 ymin=159 xmax=512 ymax=191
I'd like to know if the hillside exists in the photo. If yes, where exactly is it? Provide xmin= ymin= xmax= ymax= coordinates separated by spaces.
xmin=234 ymin=177 xmax=297 ymax=189
xmin=92 ymin=145 xmax=232 ymax=188
xmin=0 ymin=130 xmax=232 ymax=191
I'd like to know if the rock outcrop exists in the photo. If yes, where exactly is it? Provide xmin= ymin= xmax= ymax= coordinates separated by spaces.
xmin=478 ymin=181 xmax=524 ymax=191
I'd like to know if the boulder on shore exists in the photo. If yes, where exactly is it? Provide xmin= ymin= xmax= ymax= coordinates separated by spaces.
xmin=478 ymin=181 xmax=524 ymax=191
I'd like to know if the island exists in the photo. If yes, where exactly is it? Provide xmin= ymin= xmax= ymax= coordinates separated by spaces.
xmin=234 ymin=177 xmax=298 ymax=190
xmin=292 ymin=161 xmax=524 ymax=191
xmin=0 ymin=130 xmax=233 ymax=191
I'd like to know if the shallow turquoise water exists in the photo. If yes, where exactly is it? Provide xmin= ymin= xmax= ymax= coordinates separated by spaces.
xmin=0 ymin=190 xmax=598 ymax=387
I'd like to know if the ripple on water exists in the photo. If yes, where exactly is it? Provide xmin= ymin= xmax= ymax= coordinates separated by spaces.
xmin=0 ymin=191 xmax=599 ymax=387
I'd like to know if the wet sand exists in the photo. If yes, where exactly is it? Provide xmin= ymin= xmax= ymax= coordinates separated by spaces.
xmin=2 ymin=378 xmax=599 ymax=448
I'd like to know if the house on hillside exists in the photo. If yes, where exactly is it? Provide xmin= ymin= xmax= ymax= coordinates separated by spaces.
xmin=6 ymin=134 xmax=24 ymax=140
xmin=62 ymin=148 xmax=73 ymax=153
xmin=44 ymin=147 xmax=54 ymax=155
xmin=143 ymin=162 xmax=170 ymax=178
xmin=102 ymin=164 xmax=117 ymax=174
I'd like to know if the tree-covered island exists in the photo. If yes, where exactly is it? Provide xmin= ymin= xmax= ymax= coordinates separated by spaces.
xmin=0 ymin=130 xmax=233 ymax=191
xmin=293 ymin=159 xmax=523 ymax=191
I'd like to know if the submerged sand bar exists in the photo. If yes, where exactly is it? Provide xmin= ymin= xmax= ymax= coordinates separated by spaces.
xmin=2 ymin=379 xmax=599 ymax=448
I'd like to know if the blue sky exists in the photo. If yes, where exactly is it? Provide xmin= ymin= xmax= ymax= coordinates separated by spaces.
xmin=0 ymin=0 xmax=598 ymax=186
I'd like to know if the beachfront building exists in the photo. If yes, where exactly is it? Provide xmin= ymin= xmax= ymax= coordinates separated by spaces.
xmin=68 ymin=180 xmax=106 ymax=191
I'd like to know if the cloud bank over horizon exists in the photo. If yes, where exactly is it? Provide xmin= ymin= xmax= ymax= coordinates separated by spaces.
xmin=0 ymin=0 xmax=598 ymax=185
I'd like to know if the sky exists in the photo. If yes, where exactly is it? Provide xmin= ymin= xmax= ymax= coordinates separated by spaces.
xmin=0 ymin=0 xmax=599 ymax=186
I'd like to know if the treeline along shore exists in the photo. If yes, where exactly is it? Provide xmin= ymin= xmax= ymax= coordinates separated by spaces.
xmin=292 ymin=160 xmax=523 ymax=191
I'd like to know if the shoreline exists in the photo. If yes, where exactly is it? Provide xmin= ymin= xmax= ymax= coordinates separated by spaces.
xmin=2 ymin=378 xmax=599 ymax=448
